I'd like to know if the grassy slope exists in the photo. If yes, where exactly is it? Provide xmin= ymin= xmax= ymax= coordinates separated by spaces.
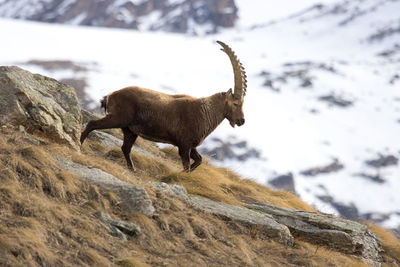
xmin=0 ymin=125 xmax=399 ymax=267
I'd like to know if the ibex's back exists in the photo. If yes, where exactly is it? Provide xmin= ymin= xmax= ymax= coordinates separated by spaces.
xmin=80 ymin=41 xmax=247 ymax=172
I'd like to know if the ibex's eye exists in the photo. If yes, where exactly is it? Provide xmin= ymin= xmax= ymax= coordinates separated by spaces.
xmin=233 ymin=103 xmax=239 ymax=107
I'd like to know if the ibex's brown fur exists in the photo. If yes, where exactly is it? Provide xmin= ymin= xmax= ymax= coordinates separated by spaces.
xmin=80 ymin=41 xmax=247 ymax=172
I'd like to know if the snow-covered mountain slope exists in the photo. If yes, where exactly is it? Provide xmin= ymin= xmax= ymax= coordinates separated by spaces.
xmin=0 ymin=0 xmax=237 ymax=34
xmin=0 ymin=0 xmax=399 ymax=233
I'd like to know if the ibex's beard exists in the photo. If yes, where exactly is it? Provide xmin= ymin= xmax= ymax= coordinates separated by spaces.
xmin=230 ymin=121 xmax=236 ymax=128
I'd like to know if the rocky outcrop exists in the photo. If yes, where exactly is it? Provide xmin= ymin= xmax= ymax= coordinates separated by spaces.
xmin=189 ymin=195 xmax=294 ymax=246
xmin=244 ymin=202 xmax=383 ymax=265
xmin=150 ymin=182 xmax=383 ymax=265
xmin=365 ymin=154 xmax=398 ymax=168
xmin=268 ymin=173 xmax=296 ymax=193
xmin=200 ymin=136 xmax=261 ymax=162
xmin=301 ymin=159 xmax=344 ymax=176
xmin=56 ymin=157 xmax=155 ymax=216
xmin=260 ymin=61 xmax=338 ymax=92
xmin=149 ymin=182 xmax=293 ymax=246
xmin=55 ymin=155 xmax=294 ymax=245
xmin=95 ymin=211 xmax=141 ymax=241
xmin=0 ymin=0 xmax=238 ymax=34
xmin=318 ymin=94 xmax=353 ymax=108
xmin=0 ymin=66 xmax=82 ymax=150
xmin=149 ymin=181 xmax=189 ymax=201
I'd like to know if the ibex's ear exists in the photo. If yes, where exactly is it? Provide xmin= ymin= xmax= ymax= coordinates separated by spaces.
xmin=227 ymin=88 xmax=233 ymax=95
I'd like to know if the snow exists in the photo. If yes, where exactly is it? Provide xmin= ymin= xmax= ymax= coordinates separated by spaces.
xmin=57 ymin=0 xmax=76 ymax=15
xmin=129 ymin=0 xmax=147 ymax=5
xmin=0 ymin=0 xmax=51 ymax=18
xmin=235 ymin=0 xmax=338 ymax=28
xmin=67 ymin=12 xmax=87 ymax=25
xmin=137 ymin=10 xmax=162 ymax=31
xmin=0 ymin=0 xmax=400 ymax=228
xmin=168 ymin=0 xmax=185 ymax=5
xmin=116 ymin=8 xmax=136 ymax=24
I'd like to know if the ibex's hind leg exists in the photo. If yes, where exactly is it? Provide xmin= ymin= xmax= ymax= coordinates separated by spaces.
xmin=178 ymin=146 xmax=191 ymax=172
xmin=80 ymin=115 xmax=123 ymax=144
xmin=121 ymin=127 xmax=138 ymax=171
xmin=190 ymin=148 xmax=202 ymax=172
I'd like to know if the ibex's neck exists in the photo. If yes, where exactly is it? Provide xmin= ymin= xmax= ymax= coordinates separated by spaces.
xmin=199 ymin=92 xmax=226 ymax=139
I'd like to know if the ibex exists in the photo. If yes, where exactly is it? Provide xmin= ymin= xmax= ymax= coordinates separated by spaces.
xmin=80 ymin=41 xmax=247 ymax=172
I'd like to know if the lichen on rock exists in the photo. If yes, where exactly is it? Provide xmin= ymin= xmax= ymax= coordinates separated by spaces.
xmin=0 ymin=66 xmax=82 ymax=149
xmin=244 ymin=202 xmax=384 ymax=266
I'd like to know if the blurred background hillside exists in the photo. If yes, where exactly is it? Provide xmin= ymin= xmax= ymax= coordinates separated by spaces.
xmin=0 ymin=0 xmax=399 ymax=237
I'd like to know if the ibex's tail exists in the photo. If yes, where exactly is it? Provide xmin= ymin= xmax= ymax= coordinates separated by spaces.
xmin=100 ymin=96 xmax=108 ymax=114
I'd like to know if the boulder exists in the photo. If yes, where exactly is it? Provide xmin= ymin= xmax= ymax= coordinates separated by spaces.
xmin=0 ymin=66 xmax=82 ymax=149
xmin=244 ymin=202 xmax=383 ymax=265
xmin=149 ymin=182 xmax=189 ymax=201
xmin=95 ymin=211 xmax=141 ymax=240
xmin=56 ymin=157 xmax=155 ymax=216
xmin=190 ymin=196 xmax=294 ymax=246
xmin=149 ymin=182 xmax=293 ymax=246
xmin=268 ymin=172 xmax=296 ymax=193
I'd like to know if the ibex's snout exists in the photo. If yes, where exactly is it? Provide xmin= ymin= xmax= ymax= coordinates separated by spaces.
xmin=236 ymin=118 xmax=245 ymax=126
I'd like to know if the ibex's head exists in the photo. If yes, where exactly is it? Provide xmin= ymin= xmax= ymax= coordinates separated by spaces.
xmin=217 ymin=41 xmax=247 ymax=128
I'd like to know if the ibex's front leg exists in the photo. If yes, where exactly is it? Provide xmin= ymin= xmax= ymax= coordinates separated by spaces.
xmin=178 ymin=146 xmax=191 ymax=172
xmin=121 ymin=127 xmax=138 ymax=171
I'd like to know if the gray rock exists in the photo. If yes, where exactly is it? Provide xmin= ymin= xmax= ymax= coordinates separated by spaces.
xmin=355 ymin=172 xmax=386 ymax=184
xmin=269 ymin=173 xmax=295 ymax=193
xmin=0 ymin=0 xmax=238 ymax=34
xmin=244 ymin=202 xmax=383 ymax=265
xmin=0 ymin=66 xmax=82 ymax=150
xmin=189 ymin=196 xmax=294 ymax=246
xmin=95 ymin=211 xmax=141 ymax=239
xmin=108 ymin=225 xmax=128 ymax=241
xmin=318 ymin=94 xmax=353 ymax=108
xmin=365 ymin=154 xmax=398 ymax=168
xmin=149 ymin=182 xmax=189 ymax=201
xmin=201 ymin=136 xmax=261 ymax=162
xmin=60 ymin=77 xmax=92 ymax=110
xmin=88 ymin=130 xmax=123 ymax=148
xmin=149 ymin=182 xmax=293 ymax=246
xmin=301 ymin=159 xmax=344 ymax=176
xmin=260 ymin=61 xmax=338 ymax=92
xmin=56 ymin=157 xmax=155 ymax=216
xmin=317 ymin=195 xmax=360 ymax=221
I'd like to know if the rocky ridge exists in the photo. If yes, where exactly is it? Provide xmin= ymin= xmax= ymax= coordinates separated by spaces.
xmin=0 ymin=0 xmax=238 ymax=34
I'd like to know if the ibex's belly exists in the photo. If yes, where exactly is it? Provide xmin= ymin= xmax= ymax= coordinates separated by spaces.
xmin=128 ymin=125 xmax=175 ymax=145
xmin=138 ymin=133 xmax=174 ymax=145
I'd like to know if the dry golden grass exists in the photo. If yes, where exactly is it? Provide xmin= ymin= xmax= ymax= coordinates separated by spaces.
xmin=367 ymin=223 xmax=400 ymax=265
xmin=159 ymin=165 xmax=314 ymax=211
xmin=0 ymin=128 xmax=398 ymax=266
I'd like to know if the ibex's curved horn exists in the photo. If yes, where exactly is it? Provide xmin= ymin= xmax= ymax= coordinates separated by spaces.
xmin=217 ymin=40 xmax=247 ymax=99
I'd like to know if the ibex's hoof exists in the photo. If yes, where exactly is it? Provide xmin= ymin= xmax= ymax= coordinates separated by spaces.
xmin=127 ymin=165 xmax=135 ymax=172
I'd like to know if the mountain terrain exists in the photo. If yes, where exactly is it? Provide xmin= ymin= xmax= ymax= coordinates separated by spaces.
xmin=0 ymin=0 xmax=399 ymax=241
xmin=0 ymin=65 xmax=399 ymax=266
xmin=0 ymin=0 xmax=237 ymax=34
